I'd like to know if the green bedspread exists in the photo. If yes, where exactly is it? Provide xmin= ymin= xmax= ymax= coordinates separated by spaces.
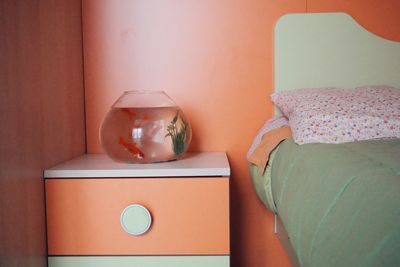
xmin=251 ymin=139 xmax=400 ymax=267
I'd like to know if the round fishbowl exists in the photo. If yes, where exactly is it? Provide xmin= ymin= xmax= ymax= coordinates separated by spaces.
xmin=100 ymin=91 xmax=192 ymax=163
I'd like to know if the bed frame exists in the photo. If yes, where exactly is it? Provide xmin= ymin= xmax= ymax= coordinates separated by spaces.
xmin=273 ymin=12 xmax=400 ymax=267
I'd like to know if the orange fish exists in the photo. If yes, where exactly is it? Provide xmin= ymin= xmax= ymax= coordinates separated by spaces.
xmin=142 ymin=113 xmax=150 ymax=121
xmin=133 ymin=113 xmax=150 ymax=128
xmin=121 ymin=108 xmax=137 ymax=121
xmin=118 ymin=136 xmax=145 ymax=159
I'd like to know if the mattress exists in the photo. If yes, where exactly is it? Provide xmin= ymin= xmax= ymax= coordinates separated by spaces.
xmin=250 ymin=138 xmax=400 ymax=267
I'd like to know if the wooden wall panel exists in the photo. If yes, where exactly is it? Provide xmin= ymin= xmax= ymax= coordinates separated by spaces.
xmin=0 ymin=1 xmax=85 ymax=266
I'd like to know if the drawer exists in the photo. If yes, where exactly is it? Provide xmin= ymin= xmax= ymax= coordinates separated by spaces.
xmin=46 ymin=177 xmax=229 ymax=255
xmin=48 ymin=256 xmax=229 ymax=267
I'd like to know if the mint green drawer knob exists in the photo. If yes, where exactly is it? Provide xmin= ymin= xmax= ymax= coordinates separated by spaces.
xmin=120 ymin=204 xmax=152 ymax=235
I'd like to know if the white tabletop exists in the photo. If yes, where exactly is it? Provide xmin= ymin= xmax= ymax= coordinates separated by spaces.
xmin=44 ymin=152 xmax=230 ymax=178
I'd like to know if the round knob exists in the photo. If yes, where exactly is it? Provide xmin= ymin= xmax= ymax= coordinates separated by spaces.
xmin=120 ymin=204 xmax=152 ymax=236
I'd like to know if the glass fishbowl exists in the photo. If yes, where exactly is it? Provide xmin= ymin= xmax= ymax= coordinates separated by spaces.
xmin=100 ymin=91 xmax=192 ymax=163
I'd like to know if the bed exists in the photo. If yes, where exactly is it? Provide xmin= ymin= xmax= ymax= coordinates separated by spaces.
xmin=249 ymin=13 xmax=400 ymax=267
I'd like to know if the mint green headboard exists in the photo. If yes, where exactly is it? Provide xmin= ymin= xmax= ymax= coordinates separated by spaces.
xmin=274 ymin=13 xmax=400 ymax=93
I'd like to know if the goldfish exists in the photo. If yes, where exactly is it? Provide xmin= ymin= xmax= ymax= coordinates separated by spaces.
xmin=118 ymin=136 xmax=145 ymax=159
xmin=121 ymin=108 xmax=137 ymax=121
xmin=121 ymin=108 xmax=150 ymax=128
xmin=142 ymin=113 xmax=150 ymax=121
xmin=133 ymin=113 xmax=150 ymax=128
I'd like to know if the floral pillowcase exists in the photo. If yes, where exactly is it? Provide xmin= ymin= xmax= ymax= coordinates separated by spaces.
xmin=271 ymin=85 xmax=400 ymax=145
xmin=247 ymin=115 xmax=289 ymax=159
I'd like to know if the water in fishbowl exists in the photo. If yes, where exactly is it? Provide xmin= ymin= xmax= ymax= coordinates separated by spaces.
xmin=100 ymin=106 xmax=191 ymax=163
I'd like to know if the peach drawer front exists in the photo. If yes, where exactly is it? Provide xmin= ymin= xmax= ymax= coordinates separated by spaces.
xmin=46 ymin=177 xmax=229 ymax=255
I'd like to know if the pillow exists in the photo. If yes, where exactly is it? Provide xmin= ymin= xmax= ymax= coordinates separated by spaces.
xmin=247 ymin=115 xmax=289 ymax=159
xmin=247 ymin=125 xmax=292 ymax=173
xmin=272 ymin=85 xmax=400 ymax=144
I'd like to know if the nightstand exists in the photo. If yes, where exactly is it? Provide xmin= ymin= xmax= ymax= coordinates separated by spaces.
xmin=44 ymin=152 xmax=230 ymax=267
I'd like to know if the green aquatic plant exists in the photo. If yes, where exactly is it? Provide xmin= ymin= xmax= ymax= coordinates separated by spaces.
xmin=165 ymin=111 xmax=189 ymax=156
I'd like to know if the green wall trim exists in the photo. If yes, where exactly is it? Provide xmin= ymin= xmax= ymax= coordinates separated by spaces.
xmin=48 ymin=256 xmax=229 ymax=267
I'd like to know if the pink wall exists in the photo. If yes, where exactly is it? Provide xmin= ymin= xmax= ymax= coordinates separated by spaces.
xmin=308 ymin=0 xmax=400 ymax=41
xmin=82 ymin=1 xmax=400 ymax=266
